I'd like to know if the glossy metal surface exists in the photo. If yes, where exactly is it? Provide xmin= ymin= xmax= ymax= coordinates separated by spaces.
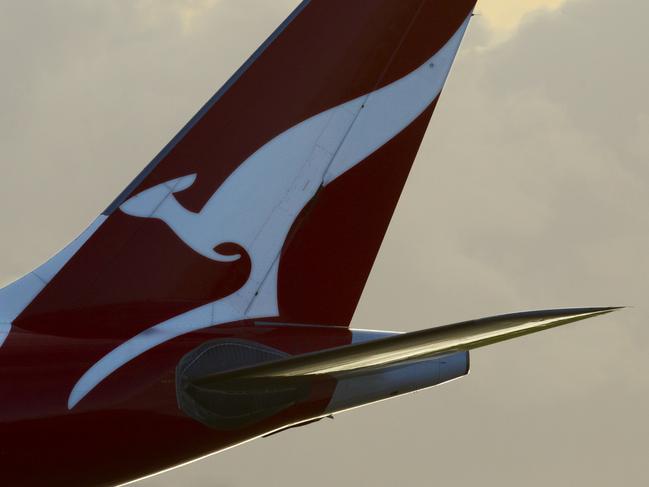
xmin=0 ymin=324 xmax=354 ymax=486
xmin=177 ymin=337 xmax=469 ymax=430
xmin=194 ymin=308 xmax=619 ymax=384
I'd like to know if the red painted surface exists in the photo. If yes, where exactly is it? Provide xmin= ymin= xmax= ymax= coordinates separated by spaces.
xmin=14 ymin=0 xmax=474 ymax=339
xmin=276 ymin=99 xmax=439 ymax=325
xmin=1 ymin=324 xmax=349 ymax=486
xmin=0 ymin=1 xmax=476 ymax=485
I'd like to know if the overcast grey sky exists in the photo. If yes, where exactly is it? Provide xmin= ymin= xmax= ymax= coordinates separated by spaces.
xmin=1 ymin=1 xmax=647 ymax=486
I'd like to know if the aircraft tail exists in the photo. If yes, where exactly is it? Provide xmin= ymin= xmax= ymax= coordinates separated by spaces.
xmin=1 ymin=1 xmax=478 ymax=406
xmin=3 ymin=0 xmax=477 ymax=337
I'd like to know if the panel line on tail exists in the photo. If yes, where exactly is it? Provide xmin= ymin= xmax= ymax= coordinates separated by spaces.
xmin=103 ymin=0 xmax=313 ymax=215
xmin=68 ymin=13 xmax=473 ymax=409
xmin=191 ymin=308 xmax=620 ymax=383
xmin=0 ymin=323 xmax=10 ymax=347
xmin=0 ymin=215 xmax=108 ymax=349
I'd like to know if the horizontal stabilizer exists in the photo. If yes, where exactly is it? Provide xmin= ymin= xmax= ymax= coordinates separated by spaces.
xmin=193 ymin=307 xmax=620 ymax=386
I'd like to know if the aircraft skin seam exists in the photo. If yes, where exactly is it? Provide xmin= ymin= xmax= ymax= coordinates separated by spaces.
xmin=180 ymin=341 xmax=289 ymax=376
xmin=0 ymin=216 xmax=108 ymax=350
xmin=0 ymin=323 xmax=10 ymax=348
xmin=66 ymin=14 xmax=473 ymax=409
xmin=102 ymin=0 xmax=313 ymax=215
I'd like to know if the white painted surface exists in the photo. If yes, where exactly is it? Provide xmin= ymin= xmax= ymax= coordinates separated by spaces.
xmin=0 ymin=272 xmax=46 ymax=324
xmin=70 ymin=15 xmax=472 ymax=408
xmin=350 ymin=328 xmax=402 ymax=344
xmin=32 ymin=215 xmax=107 ymax=282
xmin=0 ymin=322 xmax=11 ymax=348
xmin=0 ymin=215 xmax=107 ymax=348
xmin=323 ymin=15 xmax=471 ymax=184
xmin=325 ymin=352 xmax=468 ymax=414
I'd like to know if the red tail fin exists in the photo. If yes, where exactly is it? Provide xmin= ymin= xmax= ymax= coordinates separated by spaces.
xmin=1 ymin=1 xmax=476 ymax=407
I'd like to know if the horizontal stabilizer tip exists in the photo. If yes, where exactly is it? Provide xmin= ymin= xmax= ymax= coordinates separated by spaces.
xmin=192 ymin=307 xmax=622 ymax=386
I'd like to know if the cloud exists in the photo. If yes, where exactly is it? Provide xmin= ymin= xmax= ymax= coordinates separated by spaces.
xmin=477 ymin=0 xmax=576 ymax=41
xmin=134 ymin=0 xmax=221 ymax=33
xmin=0 ymin=0 xmax=646 ymax=486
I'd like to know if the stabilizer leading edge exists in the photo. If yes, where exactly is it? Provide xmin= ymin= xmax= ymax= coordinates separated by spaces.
xmin=176 ymin=308 xmax=620 ymax=432
xmin=193 ymin=308 xmax=620 ymax=384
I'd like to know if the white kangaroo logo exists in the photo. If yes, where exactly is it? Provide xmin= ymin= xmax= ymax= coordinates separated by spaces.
xmin=119 ymin=95 xmax=354 ymax=274
xmin=120 ymin=173 xmax=242 ymax=262
xmin=68 ymin=15 xmax=471 ymax=409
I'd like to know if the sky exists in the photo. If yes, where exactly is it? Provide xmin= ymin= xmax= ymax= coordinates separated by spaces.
xmin=1 ymin=0 xmax=647 ymax=486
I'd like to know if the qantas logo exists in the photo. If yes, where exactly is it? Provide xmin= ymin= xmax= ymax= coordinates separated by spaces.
xmin=121 ymin=173 xmax=242 ymax=262
xmin=67 ymin=15 xmax=472 ymax=409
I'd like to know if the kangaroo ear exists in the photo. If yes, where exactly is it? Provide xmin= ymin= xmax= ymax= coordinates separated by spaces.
xmin=120 ymin=174 xmax=197 ymax=217
xmin=120 ymin=184 xmax=169 ymax=217
xmin=170 ymin=173 xmax=197 ymax=193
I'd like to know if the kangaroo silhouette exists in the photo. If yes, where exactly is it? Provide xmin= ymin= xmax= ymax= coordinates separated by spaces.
xmin=70 ymin=15 xmax=472 ymax=409
xmin=120 ymin=173 xmax=242 ymax=262
xmin=118 ymin=21 xmax=467 ymax=268
xmin=119 ymin=99 xmax=347 ymax=266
